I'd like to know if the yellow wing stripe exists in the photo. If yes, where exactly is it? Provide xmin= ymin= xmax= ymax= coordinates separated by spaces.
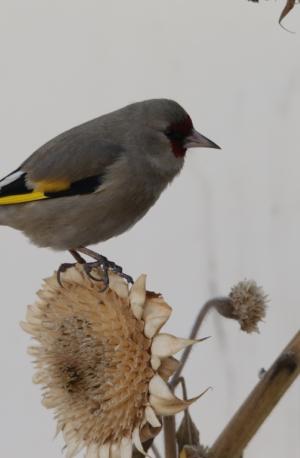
xmin=0 ymin=192 xmax=48 ymax=205
xmin=34 ymin=179 xmax=70 ymax=193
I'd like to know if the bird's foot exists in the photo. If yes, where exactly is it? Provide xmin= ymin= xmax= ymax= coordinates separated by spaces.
xmin=57 ymin=262 xmax=77 ymax=287
xmin=57 ymin=248 xmax=133 ymax=291
xmin=57 ymin=249 xmax=86 ymax=286
xmin=82 ymin=258 xmax=133 ymax=291
xmin=79 ymin=251 xmax=134 ymax=291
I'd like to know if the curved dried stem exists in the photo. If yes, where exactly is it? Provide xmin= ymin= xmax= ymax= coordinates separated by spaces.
xmin=171 ymin=297 xmax=230 ymax=388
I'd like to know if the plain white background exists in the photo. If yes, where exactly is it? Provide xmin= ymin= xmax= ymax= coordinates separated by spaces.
xmin=0 ymin=1 xmax=299 ymax=457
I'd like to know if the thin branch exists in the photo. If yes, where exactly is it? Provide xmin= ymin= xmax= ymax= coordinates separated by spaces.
xmin=171 ymin=297 xmax=231 ymax=388
xmin=178 ymin=376 xmax=188 ymax=401
xmin=178 ymin=377 xmax=193 ymax=445
xmin=209 ymin=331 xmax=300 ymax=458
xmin=166 ymin=298 xmax=229 ymax=458
xmin=163 ymin=415 xmax=177 ymax=458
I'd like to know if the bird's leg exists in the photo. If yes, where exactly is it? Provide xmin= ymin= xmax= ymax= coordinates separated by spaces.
xmin=69 ymin=249 xmax=86 ymax=264
xmin=77 ymin=247 xmax=134 ymax=286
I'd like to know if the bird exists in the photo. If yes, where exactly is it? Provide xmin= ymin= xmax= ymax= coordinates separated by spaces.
xmin=0 ymin=98 xmax=220 ymax=286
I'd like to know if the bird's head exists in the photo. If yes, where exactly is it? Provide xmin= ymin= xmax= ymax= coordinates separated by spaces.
xmin=125 ymin=99 xmax=220 ymax=176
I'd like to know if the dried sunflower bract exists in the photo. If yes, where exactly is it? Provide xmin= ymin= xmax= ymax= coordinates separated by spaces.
xmin=22 ymin=265 xmax=202 ymax=458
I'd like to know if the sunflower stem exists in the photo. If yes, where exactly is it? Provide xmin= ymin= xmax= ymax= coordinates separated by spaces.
xmin=209 ymin=331 xmax=300 ymax=458
xmin=163 ymin=415 xmax=177 ymax=458
xmin=171 ymin=297 xmax=230 ymax=388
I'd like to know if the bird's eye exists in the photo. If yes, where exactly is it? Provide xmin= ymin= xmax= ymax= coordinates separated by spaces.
xmin=164 ymin=129 xmax=184 ymax=142
xmin=165 ymin=117 xmax=193 ymax=146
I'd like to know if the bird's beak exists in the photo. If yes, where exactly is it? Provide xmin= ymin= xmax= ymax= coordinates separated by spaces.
xmin=184 ymin=129 xmax=221 ymax=150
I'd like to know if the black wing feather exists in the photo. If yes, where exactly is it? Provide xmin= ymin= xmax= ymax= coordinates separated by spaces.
xmin=0 ymin=172 xmax=29 ymax=197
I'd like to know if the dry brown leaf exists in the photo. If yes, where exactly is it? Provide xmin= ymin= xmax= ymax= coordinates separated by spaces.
xmin=279 ymin=0 xmax=296 ymax=26
xmin=249 ymin=1 xmax=297 ymax=30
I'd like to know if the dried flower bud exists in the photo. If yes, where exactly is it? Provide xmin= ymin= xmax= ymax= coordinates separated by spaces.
xmin=21 ymin=265 xmax=203 ymax=458
xmin=215 ymin=280 xmax=267 ymax=333
xmin=176 ymin=410 xmax=200 ymax=451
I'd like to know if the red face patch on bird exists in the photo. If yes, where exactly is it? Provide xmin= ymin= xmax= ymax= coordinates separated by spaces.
xmin=165 ymin=115 xmax=193 ymax=158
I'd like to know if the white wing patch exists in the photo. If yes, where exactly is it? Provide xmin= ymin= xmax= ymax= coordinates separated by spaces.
xmin=0 ymin=170 xmax=24 ymax=189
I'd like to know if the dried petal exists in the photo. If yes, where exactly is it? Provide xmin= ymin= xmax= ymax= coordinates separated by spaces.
xmin=110 ymin=443 xmax=120 ymax=458
xmin=109 ymin=274 xmax=129 ymax=299
xmin=132 ymin=427 xmax=145 ymax=455
xmin=150 ymin=355 xmax=161 ymax=371
xmin=150 ymin=393 xmax=201 ymax=416
xmin=158 ymin=357 xmax=180 ymax=381
xmin=62 ymin=266 xmax=84 ymax=284
xmin=149 ymin=374 xmax=174 ymax=399
xmin=65 ymin=440 xmax=84 ymax=458
xmin=129 ymin=275 xmax=146 ymax=319
xmin=98 ymin=443 xmax=110 ymax=458
xmin=143 ymin=298 xmax=172 ymax=338
xmin=151 ymin=333 xmax=198 ymax=358
xmin=144 ymin=406 xmax=161 ymax=428
xmin=120 ymin=437 xmax=133 ymax=458
xmin=85 ymin=444 xmax=99 ymax=457
xmin=149 ymin=375 xmax=205 ymax=416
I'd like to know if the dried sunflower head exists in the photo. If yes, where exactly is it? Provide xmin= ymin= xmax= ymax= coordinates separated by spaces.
xmin=22 ymin=265 xmax=201 ymax=458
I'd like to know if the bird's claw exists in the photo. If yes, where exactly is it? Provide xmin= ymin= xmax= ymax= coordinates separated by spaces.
xmin=58 ymin=251 xmax=134 ymax=291
xmin=83 ymin=261 xmax=109 ymax=291
xmin=57 ymin=262 xmax=76 ymax=287
xmin=83 ymin=258 xmax=133 ymax=291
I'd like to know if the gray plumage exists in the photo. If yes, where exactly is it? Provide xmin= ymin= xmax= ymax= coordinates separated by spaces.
xmin=0 ymin=99 xmax=219 ymax=251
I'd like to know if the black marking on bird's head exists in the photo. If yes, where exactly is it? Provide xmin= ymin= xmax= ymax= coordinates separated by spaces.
xmin=164 ymin=115 xmax=193 ymax=158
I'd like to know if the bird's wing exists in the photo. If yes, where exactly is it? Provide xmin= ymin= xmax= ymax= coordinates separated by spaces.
xmin=0 ymin=117 xmax=123 ymax=205
xmin=0 ymin=170 xmax=106 ymax=205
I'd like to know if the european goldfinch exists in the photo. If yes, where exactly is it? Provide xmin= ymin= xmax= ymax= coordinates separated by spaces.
xmin=0 ymin=99 xmax=219 ymax=283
